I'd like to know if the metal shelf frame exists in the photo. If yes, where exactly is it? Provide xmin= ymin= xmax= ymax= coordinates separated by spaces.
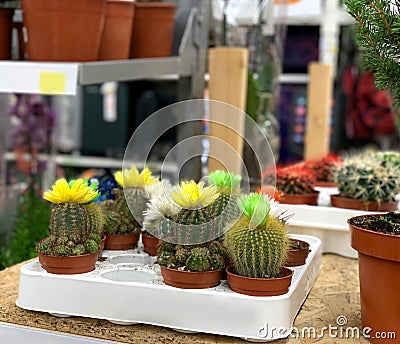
xmin=0 ymin=0 xmax=210 ymax=188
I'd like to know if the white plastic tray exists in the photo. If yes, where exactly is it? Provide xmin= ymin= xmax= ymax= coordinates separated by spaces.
xmin=17 ymin=234 xmax=321 ymax=342
xmin=280 ymin=203 xmax=378 ymax=259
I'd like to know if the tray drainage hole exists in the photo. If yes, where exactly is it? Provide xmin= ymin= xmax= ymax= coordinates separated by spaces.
xmin=107 ymin=254 xmax=149 ymax=266
xmin=101 ymin=270 xmax=155 ymax=282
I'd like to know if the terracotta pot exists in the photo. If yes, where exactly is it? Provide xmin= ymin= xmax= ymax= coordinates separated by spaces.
xmin=331 ymin=195 xmax=398 ymax=211
xmin=313 ymin=181 xmax=338 ymax=188
xmin=142 ymin=232 xmax=159 ymax=256
xmin=0 ymin=8 xmax=13 ymax=60
xmin=21 ymin=0 xmax=106 ymax=61
xmin=286 ymin=239 xmax=310 ymax=267
xmin=160 ymin=266 xmax=222 ymax=289
xmin=38 ymin=252 xmax=98 ymax=274
xmin=104 ymin=233 xmax=139 ymax=250
xmin=99 ymin=0 xmax=135 ymax=60
xmin=279 ymin=192 xmax=319 ymax=205
xmin=226 ymin=266 xmax=293 ymax=296
xmin=130 ymin=2 xmax=177 ymax=58
xmin=349 ymin=215 xmax=400 ymax=344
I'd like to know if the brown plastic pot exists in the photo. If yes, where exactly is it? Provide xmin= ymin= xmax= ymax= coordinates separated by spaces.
xmin=130 ymin=2 xmax=177 ymax=58
xmin=286 ymin=239 xmax=310 ymax=267
xmin=21 ymin=0 xmax=106 ymax=61
xmin=313 ymin=181 xmax=338 ymax=188
xmin=38 ymin=252 xmax=98 ymax=274
xmin=279 ymin=192 xmax=319 ymax=205
xmin=160 ymin=266 xmax=222 ymax=289
xmin=349 ymin=215 xmax=400 ymax=344
xmin=99 ymin=0 xmax=135 ymax=60
xmin=226 ymin=266 xmax=293 ymax=296
xmin=0 ymin=8 xmax=14 ymax=60
xmin=104 ymin=233 xmax=139 ymax=250
xmin=331 ymin=195 xmax=398 ymax=211
xmin=142 ymin=232 xmax=159 ymax=257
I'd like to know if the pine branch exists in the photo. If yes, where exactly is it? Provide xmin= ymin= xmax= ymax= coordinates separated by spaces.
xmin=345 ymin=0 xmax=400 ymax=106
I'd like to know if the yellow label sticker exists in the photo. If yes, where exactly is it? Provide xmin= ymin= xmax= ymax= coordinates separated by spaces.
xmin=39 ymin=71 xmax=66 ymax=94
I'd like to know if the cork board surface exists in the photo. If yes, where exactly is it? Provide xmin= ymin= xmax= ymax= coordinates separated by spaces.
xmin=0 ymin=255 xmax=369 ymax=343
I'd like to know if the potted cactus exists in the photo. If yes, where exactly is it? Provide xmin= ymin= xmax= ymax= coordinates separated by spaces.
xmin=36 ymin=178 xmax=102 ymax=274
xmin=331 ymin=152 xmax=400 ymax=211
xmin=272 ymin=165 xmax=319 ymax=205
xmin=144 ymin=179 xmax=236 ymax=288
xmin=102 ymin=165 xmax=158 ymax=250
xmin=157 ymin=240 xmax=228 ymax=289
xmin=307 ymin=153 xmax=342 ymax=187
xmin=224 ymin=193 xmax=292 ymax=296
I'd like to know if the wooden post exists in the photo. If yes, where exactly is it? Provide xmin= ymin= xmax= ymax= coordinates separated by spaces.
xmin=304 ymin=62 xmax=333 ymax=160
xmin=207 ymin=47 xmax=249 ymax=174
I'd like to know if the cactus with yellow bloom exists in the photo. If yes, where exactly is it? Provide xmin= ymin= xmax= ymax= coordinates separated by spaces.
xmin=36 ymin=178 xmax=102 ymax=257
xmin=112 ymin=165 xmax=158 ymax=233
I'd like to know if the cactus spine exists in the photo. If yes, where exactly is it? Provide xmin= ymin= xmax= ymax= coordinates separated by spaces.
xmin=224 ymin=193 xmax=289 ymax=278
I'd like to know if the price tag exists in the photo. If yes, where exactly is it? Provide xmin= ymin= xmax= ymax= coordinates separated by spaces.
xmin=39 ymin=71 xmax=67 ymax=95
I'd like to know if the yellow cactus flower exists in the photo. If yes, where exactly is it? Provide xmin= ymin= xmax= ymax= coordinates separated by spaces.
xmin=43 ymin=178 xmax=99 ymax=204
xmin=114 ymin=166 xmax=158 ymax=188
xmin=171 ymin=180 xmax=219 ymax=209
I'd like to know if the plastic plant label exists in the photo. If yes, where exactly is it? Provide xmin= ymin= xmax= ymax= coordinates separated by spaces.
xmin=39 ymin=71 xmax=66 ymax=95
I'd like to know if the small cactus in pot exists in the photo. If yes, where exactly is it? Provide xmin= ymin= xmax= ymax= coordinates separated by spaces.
xmin=270 ymin=165 xmax=318 ymax=205
xmin=101 ymin=165 xmax=159 ymax=250
xmin=143 ymin=178 xmax=234 ymax=289
xmin=224 ymin=193 xmax=293 ymax=296
xmin=332 ymin=151 xmax=400 ymax=211
xmin=36 ymin=178 xmax=102 ymax=274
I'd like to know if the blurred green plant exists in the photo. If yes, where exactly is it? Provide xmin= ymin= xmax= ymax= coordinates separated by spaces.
xmin=0 ymin=187 xmax=50 ymax=269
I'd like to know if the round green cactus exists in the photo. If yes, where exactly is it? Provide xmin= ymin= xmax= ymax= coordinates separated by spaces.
xmin=224 ymin=193 xmax=289 ymax=278
xmin=175 ymin=246 xmax=191 ymax=265
xmin=185 ymin=247 xmax=212 ymax=272
xmin=157 ymin=240 xmax=227 ymax=272
xmin=336 ymin=152 xmax=400 ymax=202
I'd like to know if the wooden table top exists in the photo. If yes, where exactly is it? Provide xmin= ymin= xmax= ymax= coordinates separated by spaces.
xmin=0 ymin=254 xmax=369 ymax=343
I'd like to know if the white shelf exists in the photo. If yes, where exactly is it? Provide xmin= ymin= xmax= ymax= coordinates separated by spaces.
xmin=0 ymin=58 xmax=188 ymax=96
xmin=4 ymin=152 xmax=178 ymax=172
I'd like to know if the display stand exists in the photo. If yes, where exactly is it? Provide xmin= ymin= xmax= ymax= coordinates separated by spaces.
xmin=17 ymin=234 xmax=321 ymax=342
